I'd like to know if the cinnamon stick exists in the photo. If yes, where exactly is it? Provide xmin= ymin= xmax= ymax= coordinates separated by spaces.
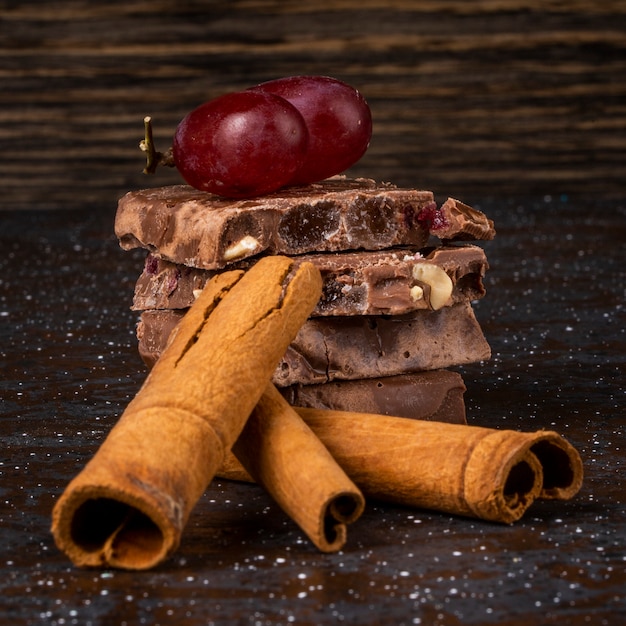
xmin=51 ymin=256 xmax=322 ymax=569
xmin=220 ymin=408 xmax=583 ymax=524
xmin=232 ymin=384 xmax=364 ymax=552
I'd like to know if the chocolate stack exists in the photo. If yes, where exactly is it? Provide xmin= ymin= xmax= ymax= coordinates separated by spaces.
xmin=115 ymin=177 xmax=495 ymax=423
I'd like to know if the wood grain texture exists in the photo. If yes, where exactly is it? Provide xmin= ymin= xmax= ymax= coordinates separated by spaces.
xmin=2 ymin=0 xmax=625 ymax=210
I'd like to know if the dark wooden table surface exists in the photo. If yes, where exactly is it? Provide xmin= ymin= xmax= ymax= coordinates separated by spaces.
xmin=1 ymin=2 xmax=625 ymax=625
xmin=2 ymin=0 xmax=625 ymax=209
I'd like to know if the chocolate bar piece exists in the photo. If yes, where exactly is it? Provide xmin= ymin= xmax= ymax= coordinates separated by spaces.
xmin=132 ymin=244 xmax=488 ymax=316
xmin=136 ymin=308 xmax=183 ymax=368
xmin=136 ymin=301 xmax=490 ymax=386
xmin=280 ymin=370 xmax=467 ymax=423
xmin=431 ymin=198 xmax=496 ymax=241
xmin=277 ymin=301 xmax=490 ymax=385
xmin=115 ymin=178 xmax=494 ymax=271
xmin=135 ymin=309 xmax=467 ymax=422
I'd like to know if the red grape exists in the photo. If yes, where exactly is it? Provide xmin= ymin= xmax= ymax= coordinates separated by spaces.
xmin=252 ymin=75 xmax=372 ymax=184
xmin=172 ymin=90 xmax=308 ymax=198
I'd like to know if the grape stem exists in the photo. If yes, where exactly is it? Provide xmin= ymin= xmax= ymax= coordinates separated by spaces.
xmin=140 ymin=116 xmax=175 ymax=174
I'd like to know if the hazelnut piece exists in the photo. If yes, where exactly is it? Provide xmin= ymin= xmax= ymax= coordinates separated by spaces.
xmin=412 ymin=263 xmax=453 ymax=310
xmin=223 ymin=235 xmax=260 ymax=262
xmin=409 ymin=285 xmax=424 ymax=302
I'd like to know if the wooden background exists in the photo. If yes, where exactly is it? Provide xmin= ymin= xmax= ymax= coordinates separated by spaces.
xmin=2 ymin=0 xmax=625 ymax=211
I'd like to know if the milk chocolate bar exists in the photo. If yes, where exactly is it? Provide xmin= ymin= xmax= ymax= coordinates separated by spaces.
xmin=434 ymin=197 xmax=497 ymax=241
xmin=280 ymin=370 xmax=467 ymax=423
xmin=132 ymin=244 xmax=488 ymax=317
xmin=115 ymin=178 xmax=494 ymax=271
xmin=137 ymin=308 xmax=182 ymax=368
xmin=135 ymin=307 xmax=467 ymax=421
xmin=277 ymin=301 xmax=490 ymax=385
xmin=136 ymin=301 xmax=490 ymax=386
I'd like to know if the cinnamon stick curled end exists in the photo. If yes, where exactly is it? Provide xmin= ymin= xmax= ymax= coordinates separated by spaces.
xmin=318 ymin=490 xmax=365 ymax=552
xmin=57 ymin=496 xmax=165 ymax=569
xmin=462 ymin=430 xmax=545 ymax=523
xmin=466 ymin=430 xmax=584 ymax=524
xmin=529 ymin=434 xmax=584 ymax=501
xmin=232 ymin=384 xmax=364 ymax=553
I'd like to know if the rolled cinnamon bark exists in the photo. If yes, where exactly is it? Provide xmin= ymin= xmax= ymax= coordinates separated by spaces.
xmin=232 ymin=384 xmax=364 ymax=552
xmin=51 ymin=256 xmax=322 ymax=569
xmin=220 ymin=409 xmax=583 ymax=524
